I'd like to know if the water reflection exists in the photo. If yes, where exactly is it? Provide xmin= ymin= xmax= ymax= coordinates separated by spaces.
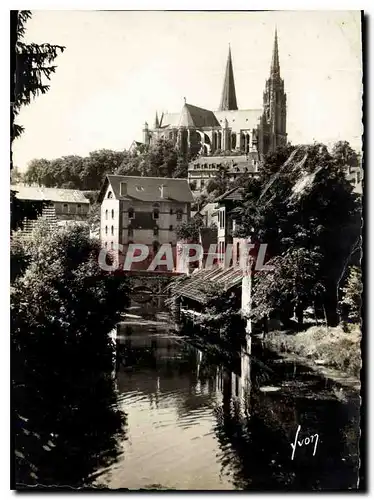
xmin=96 ymin=304 xmax=360 ymax=491
xmin=13 ymin=338 xmax=126 ymax=489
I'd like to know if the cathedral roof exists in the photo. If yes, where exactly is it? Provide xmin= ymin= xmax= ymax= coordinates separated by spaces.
xmin=214 ymin=109 xmax=262 ymax=131
xmin=178 ymin=103 xmax=220 ymax=128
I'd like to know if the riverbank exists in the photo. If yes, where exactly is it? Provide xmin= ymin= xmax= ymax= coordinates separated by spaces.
xmin=263 ymin=325 xmax=361 ymax=392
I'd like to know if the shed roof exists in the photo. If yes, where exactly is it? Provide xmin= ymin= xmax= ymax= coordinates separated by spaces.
xmin=172 ymin=266 xmax=243 ymax=303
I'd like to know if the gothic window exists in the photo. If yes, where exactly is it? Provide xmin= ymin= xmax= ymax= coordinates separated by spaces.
xmin=128 ymin=207 xmax=135 ymax=219
xmin=111 ymin=226 xmax=114 ymax=236
xmin=105 ymin=226 xmax=108 ymax=235
xmin=105 ymin=209 xmax=108 ymax=220
xmin=107 ymin=191 xmax=113 ymax=199
xmin=111 ymin=209 xmax=114 ymax=219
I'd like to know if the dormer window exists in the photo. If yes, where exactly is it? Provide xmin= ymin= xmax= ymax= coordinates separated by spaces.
xmin=135 ymin=185 xmax=144 ymax=192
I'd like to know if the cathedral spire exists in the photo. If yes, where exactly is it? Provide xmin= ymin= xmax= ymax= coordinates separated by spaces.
xmin=270 ymin=28 xmax=280 ymax=77
xmin=154 ymin=111 xmax=160 ymax=129
xmin=218 ymin=46 xmax=238 ymax=111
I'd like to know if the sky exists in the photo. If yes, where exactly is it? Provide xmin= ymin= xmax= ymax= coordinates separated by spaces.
xmin=12 ymin=10 xmax=363 ymax=171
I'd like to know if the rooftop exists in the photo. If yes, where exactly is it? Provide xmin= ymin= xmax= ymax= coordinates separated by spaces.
xmin=171 ymin=266 xmax=243 ymax=303
xmin=11 ymin=185 xmax=90 ymax=204
xmin=98 ymin=175 xmax=194 ymax=203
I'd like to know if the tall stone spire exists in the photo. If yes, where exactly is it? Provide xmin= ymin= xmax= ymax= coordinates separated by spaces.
xmin=154 ymin=111 xmax=160 ymax=129
xmin=270 ymin=28 xmax=280 ymax=77
xmin=219 ymin=46 xmax=238 ymax=111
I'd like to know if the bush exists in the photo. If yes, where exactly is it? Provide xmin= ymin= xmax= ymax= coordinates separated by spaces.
xmin=264 ymin=325 xmax=361 ymax=377
xmin=12 ymin=223 xmax=130 ymax=486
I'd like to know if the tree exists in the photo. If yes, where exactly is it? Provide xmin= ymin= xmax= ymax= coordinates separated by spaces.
xmin=11 ymin=223 xmax=129 ymax=486
xmin=11 ymin=166 xmax=23 ymax=184
xmin=13 ymin=11 xmax=65 ymax=139
xmin=339 ymin=266 xmax=362 ymax=325
xmin=176 ymin=216 xmax=205 ymax=242
xmin=11 ymin=11 xmax=65 ymax=230
xmin=234 ymin=143 xmax=361 ymax=327
xmin=206 ymin=164 xmax=230 ymax=196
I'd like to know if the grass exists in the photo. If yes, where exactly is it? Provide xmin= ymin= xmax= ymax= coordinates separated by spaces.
xmin=264 ymin=324 xmax=361 ymax=378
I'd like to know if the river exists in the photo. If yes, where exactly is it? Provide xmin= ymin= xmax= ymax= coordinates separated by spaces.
xmin=93 ymin=302 xmax=361 ymax=491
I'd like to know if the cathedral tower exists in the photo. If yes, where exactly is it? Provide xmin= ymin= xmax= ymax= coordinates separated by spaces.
xmin=260 ymin=29 xmax=287 ymax=154
xmin=218 ymin=46 xmax=238 ymax=111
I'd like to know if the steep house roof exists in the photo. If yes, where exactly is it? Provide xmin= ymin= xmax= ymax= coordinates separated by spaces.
xmin=11 ymin=185 xmax=90 ymax=204
xmin=98 ymin=175 xmax=194 ymax=203
xmin=215 ymin=185 xmax=244 ymax=203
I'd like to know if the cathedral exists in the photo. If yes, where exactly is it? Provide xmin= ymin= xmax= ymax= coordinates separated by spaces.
xmin=142 ymin=30 xmax=287 ymax=161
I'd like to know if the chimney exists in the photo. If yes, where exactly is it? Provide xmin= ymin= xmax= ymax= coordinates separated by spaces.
xmin=159 ymin=184 xmax=167 ymax=199
xmin=120 ymin=182 xmax=127 ymax=196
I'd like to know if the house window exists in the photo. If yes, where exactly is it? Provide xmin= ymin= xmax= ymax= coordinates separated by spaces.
xmin=219 ymin=210 xmax=225 ymax=229
xmin=107 ymin=191 xmax=113 ymax=199
xmin=105 ymin=226 xmax=108 ymax=235
xmin=128 ymin=227 xmax=133 ymax=237
xmin=63 ymin=203 xmax=68 ymax=214
xmin=201 ymin=180 xmax=205 ymax=188
xmin=169 ymin=225 xmax=173 ymax=231
xmin=170 ymin=208 xmax=173 ymax=215
xmin=153 ymin=209 xmax=159 ymax=220
xmin=111 ymin=209 xmax=114 ymax=219
xmin=110 ymin=241 xmax=114 ymax=250
xmin=111 ymin=226 xmax=114 ymax=236
xmin=176 ymin=209 xmax=183 ymax=221
xmin=128 ymin=207 xmax=135 ymax=219
xmin=77 ymin=204 xmax=82 ymax=214
xmin=105 ymin=209 xmax=108 ymax=220
xmin=154 ymin=226 xmax=159 ymax=236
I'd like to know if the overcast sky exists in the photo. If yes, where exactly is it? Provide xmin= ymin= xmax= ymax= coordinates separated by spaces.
xmin=13 ymin=10 xmax=363 ymax=171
